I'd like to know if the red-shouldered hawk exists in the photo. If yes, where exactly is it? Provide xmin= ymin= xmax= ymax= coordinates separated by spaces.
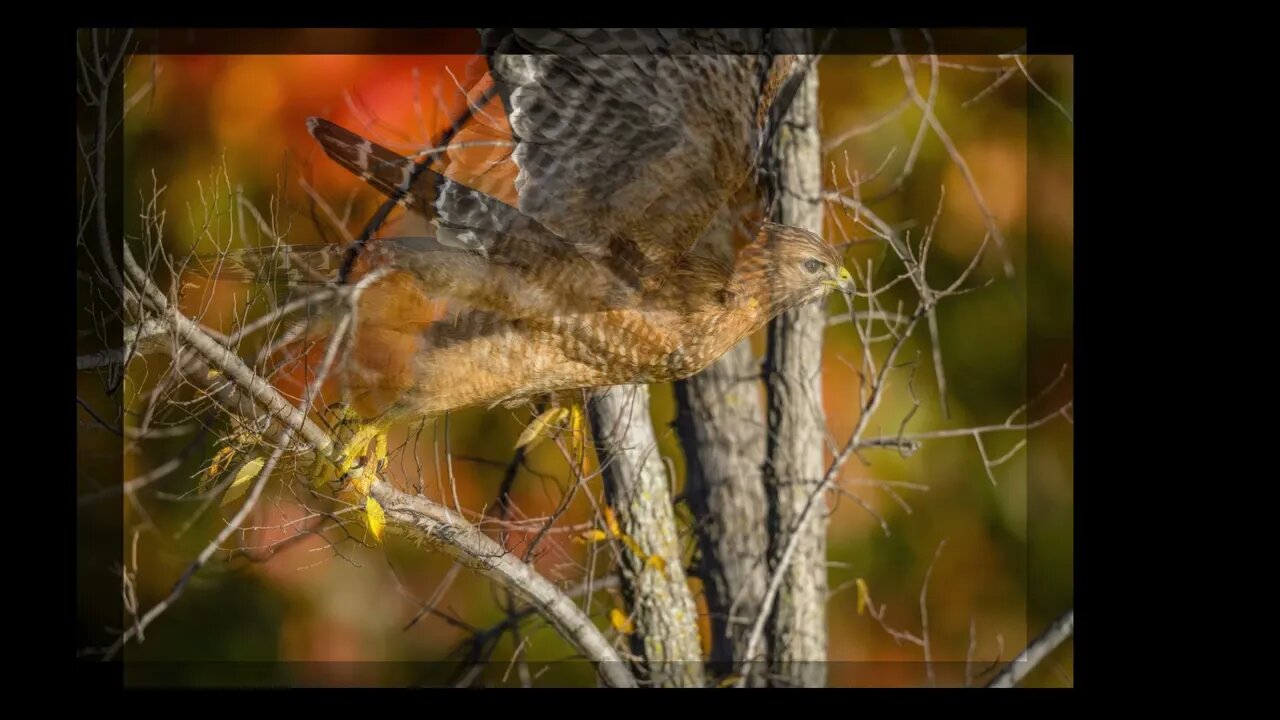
xmin=209 ymin=29 xmax=853 ymax=482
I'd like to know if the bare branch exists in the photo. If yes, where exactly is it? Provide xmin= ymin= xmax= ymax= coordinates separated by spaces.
xmin=890 ymin=39 xmax=1015 ymax=277
xmin=110 ymin=236 xmax=636 ymax=687
xmin=987 ymin=609 xmax=1074 ymax=688
xmin=920 ymin=539 xmax=946 ymax=687
xmin=1008 ymin=54 xmax=1073 ymax=123
xmin=371 ymin=482 xmax=637 ymax=688
xmin=822 ymin=92 xmax=912 ymax=152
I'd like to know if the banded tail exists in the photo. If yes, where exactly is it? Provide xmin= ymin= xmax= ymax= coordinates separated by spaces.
xmin=306 ymin=117 xmax=441 ymax=217
xmin=307 ymin=117 xmax=523 ymax=262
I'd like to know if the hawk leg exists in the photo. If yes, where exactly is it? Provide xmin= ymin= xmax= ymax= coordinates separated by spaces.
xmin=514 ymin=393 xmax=588 ymax=460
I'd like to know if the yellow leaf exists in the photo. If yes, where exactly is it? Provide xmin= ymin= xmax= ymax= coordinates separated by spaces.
xmin=573 ymin=528 xmax=609 ymax=544
xmin=855 ymin=578 xmax=870 ymax=616
xmin=645 ymin=555 xmax=667 ymax=573
xmin=206 ymin=368 xmax=223 ymax=379
xmin=616 ymin=530 xmax=645 ymax=558
xmin=365 ymin=496 xmax=386 ymax=543
xmin=609 ymin=608 xmax=634 ymax=635
xmin=515 ymin=407 xmax=569 ymax=450
xmin=716 ymin=674 xmax=743 ymax=688
xmin=221 ymin=457 xmax=265 ymax=506
xmin=603 ymin=506 xmax=622 ymax=537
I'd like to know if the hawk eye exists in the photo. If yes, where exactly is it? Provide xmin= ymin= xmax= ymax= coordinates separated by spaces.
xmin=803 ymin=258 xmax=824 ymax=274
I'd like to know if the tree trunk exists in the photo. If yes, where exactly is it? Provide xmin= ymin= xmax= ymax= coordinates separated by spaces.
xmin=674 ymin=339 xmax=770 ymax=684
xmin=762 ymin=58 xmax=829 ymax=688
xmin=590 ymin=385 xmax=705 ymax=687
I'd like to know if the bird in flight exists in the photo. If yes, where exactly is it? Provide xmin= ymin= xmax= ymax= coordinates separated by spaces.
xmin=211 ymin=29 xmax=854 ymax=499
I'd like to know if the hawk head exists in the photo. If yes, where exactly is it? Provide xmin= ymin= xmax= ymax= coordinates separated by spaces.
xmin=746 ymin=222 xmax=854 ymax=317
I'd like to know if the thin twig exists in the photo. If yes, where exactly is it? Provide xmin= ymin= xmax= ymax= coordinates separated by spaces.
xmin=920 ymin=539 xmax=946 ymax=687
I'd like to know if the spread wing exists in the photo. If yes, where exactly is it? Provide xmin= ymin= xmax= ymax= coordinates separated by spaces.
xmin=304 ymin=29 xmax=808 ymax=303
xmin=480 ymin=29 xmax=789 ymax=284
xmin=302 ymin=119 xmax=648 ymax=313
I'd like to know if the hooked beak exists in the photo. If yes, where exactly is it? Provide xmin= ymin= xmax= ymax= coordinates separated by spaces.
xmin=835 ymin=266 xmax=855 ymax=298
xmin=826 ymin=266 xmax=856 ymax=316
xmin=823 ymin=266 xmax=856 ymax=294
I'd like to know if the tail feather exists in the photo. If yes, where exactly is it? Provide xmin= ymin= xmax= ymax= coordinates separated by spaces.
xmin=306 ymin=117 xmax=440 ymax=215
xmin=308 ymin=117 xmax=524 ymax=254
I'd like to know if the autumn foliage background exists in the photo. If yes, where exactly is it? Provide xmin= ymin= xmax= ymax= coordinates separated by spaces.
xmin=101 ymin=31 xmax=1073 ymax=686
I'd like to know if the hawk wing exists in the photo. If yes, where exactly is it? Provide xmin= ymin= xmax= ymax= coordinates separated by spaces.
xmin=479 ymin=28 xmax=795 ymax=286
xmin=306 ymin=29 xmax=808 ymax=303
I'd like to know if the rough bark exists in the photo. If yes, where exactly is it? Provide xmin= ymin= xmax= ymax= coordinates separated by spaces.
xmin=674 ymin=341 xmax=770 ymax=684
xmin=762 ymin=59 xmax=829 ymax=688
xmin=590 ymin=384 xmax=705 ymax=687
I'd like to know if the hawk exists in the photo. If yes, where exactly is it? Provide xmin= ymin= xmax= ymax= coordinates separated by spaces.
xmin=217 ymin=29 xmax=854 ymax=484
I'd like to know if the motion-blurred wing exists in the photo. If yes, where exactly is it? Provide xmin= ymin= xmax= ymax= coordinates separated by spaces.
xmin=307 ymin=119 xmax=639 ymax=313
xmin=480 ymin=29 xmax=785 ymax=284
xmin=306 ymin=30 xmax=808 ymax=303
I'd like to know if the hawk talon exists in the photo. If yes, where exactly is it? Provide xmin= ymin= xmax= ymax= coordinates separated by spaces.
xmin=330 ymin=422 xmax=390 ymax=496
